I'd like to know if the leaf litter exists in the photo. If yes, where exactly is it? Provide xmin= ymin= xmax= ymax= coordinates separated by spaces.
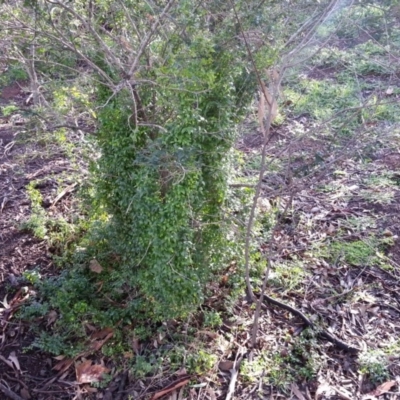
xmin=2 ymin=95 xmax=400 ymax=400
xmin=75 ymin=359 xmax=110 ymax=384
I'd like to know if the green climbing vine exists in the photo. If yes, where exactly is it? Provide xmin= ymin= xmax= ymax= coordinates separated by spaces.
xmin=91 ymin=30 xmax=257 ymax=319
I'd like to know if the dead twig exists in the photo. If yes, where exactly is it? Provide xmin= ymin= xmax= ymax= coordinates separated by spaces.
xmin=0 ymin=382 xmax=24 ymax=400
xmin=225 ymin=351 xmax=244 ymax=400
xmin=229 ymin=0 xmax=281 ymax=303
xmin=114 ymin=371 xmax=128 ymax=400
xmin=50 ymin=183 xmax=78 ymax=208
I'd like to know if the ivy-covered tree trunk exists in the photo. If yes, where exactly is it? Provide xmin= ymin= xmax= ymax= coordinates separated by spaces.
xmin=93 ymin=28 xmax=256 ymax=319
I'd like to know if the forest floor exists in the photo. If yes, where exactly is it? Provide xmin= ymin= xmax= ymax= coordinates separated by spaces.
xmin=2 ymin=18 xmax=400 ymax=400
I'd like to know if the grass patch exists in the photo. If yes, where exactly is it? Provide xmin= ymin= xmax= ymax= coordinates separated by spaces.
xmin=1 ymin=104 xmax=19 ymax=116
xmin=286 ymin=78 xmax=359 ymax=121
xmin=328 ymin=240 xmax=377 ymax=267
xmin=268 ymin=260 xmax=308 ymax=292
xmin=20 ymin=180 xmax=87 ymax=256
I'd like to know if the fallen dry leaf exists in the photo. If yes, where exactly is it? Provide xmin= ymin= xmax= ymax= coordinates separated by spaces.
xmin=90 ymin=327 xmax=113 ymax=341
xmin=89 ymin=328 xmax=114 ymax=352
xmin=316 ymin=381 xmax=335 ymax=399
xmin=206 ymin=387 xmax=217 ymax=400
xmin=132 ymin=338 xmax=140 ymax=354
xmin=334 ymin=387 xmax=353 ymax=400
xmin=291 ymin=383 xmax=307 ymax=400
xmin=47 ymin=310 xmax=58 ymax=326
xmin=89 ymin=259 xmax=103 ymax=274
xmin=386 ymin=87 xmax=394 ymax=95
xmin=76 ymin=359 xmax=110 ymax=384
xmin=197 ymin=330 xmax=218 ymax=339
xmin=82 ymin=384 xmax=98 ymax=393
xmin=1 ymin=294 xmax=10 ymax=309
xmin=218 ymin=360 xmax=234 ymax=371
xmin=20 ymin=387 xmax=31 ymax=399
xmin=53 ymin=357 xmax=74 ymax=372
xmin=8 ymin=351 xmax=21 ymax=372
xmin=175 ymin=368 xmax=187 ymax=376
xmin=367 ymin=380 xmax=396 ymax=397
xmin=327 ymin=223 xmax=336 ymax=235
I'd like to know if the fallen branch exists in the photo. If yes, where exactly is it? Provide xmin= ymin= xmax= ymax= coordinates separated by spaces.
xmin=225 ymin=352 xmax=244 ymax=400
xmin=260 ymin=294 xmax=360 ymax=353
xmin=225 ymin=367 xmax=239 ymax=400
xmin=229 ymin=183 xmax=274 ymax=191
xmin=150 ymin=375 xmax=191 ymax=400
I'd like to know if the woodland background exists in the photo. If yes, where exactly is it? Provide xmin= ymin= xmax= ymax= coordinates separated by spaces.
xmin=1 ymin=0 xmax=400 ymax=399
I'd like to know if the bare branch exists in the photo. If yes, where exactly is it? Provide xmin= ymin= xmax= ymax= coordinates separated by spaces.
xmin=46 ymin=0 xmax=122 ymax=71
xmin=127 ymin=0 xmax=176 ymax=78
